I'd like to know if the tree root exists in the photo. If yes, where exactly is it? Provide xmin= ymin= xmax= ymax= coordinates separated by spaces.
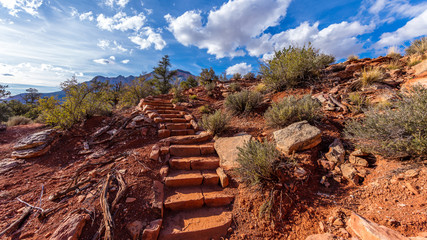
xmin=0 ymin=207 xmax=32 ymax=237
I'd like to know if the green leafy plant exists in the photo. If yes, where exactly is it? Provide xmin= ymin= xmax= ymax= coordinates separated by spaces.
xmin=232 ymin=73 xmax=241 ymax=80
xmin=235 ymin=140 xmax=281 ymax=186
xmin=260 ymin=44 xmax=335 ymax=91
xmin=254 ymin=83 xmax=268 ymax=93
xmin=347 ymin=92 xmax=368 ymax=113
xmin=189 ymin=95 xmax=197 ymax=100
xmin=345 ymin=87 xmax=427 ymax=159
xmin=180 ymin=75 xmax=198 ymax=90
xmin=244 ymin=72 xmax=255 ymax=79
xmin=405 ymin=36 xmax=427 ymax=56
xmin=229 ymin=82 xmax=241 ymax=92
xmin=120 ymin=76 xmax=157 ymax=107
xmin=38 ymin=76 xmax=112 ymax=129
xmin=224 ymin=90 xmax=262 ymax=115
xmin=264 ymin=95 xmax=321 ymax=128
xmin=198 ymin=105 xmax=213 ymax=114
xmin=198 ymin=67 xmax=218 ymax=85
xmin=200 ymin=110 xmax=230 ymax=136
xmin=171 ymin=86 xmax=185 ymax=103
xmin=7 ymin=116 xmax=33 ymax=126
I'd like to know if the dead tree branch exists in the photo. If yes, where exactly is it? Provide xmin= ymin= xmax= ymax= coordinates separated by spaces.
xmin=0 ymin=207 xmax=32 ymax=237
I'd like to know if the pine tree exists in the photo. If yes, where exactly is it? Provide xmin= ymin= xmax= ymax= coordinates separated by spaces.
xmin=153 ymin=55 xmax=177 ymax=94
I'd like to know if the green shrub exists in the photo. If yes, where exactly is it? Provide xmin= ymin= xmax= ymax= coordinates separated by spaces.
xmin=405 ymin=37 xmax=427 ymax=56
xmin=347 ymin=92 xmax=368 ymax=113
xmin=7 ymin=116 xmax=33 ymax=126
xmin=38 ymin=77 xmax=112 ymax=129
xmin=347 ymin=55 xmax=359 ymax=61
xmin=260 ymin=44 xmax=335 ymax=91
xmin=386 ymin=59 xmax=403 ymax=70
xmin=204 ymin=82 xmax=216 ymax=91
xmin=235 ymin=140 xmax=281 ymax=186
xmin=345 ymin=87 xmax=427 ymax=159
xmin=189 ymin=95 xmax=197 ymax=100
xmin=232 ymin=73 xmax=241 ymax=80
xmin=171 ymin=86 xmax=185 ymax=103
xmin=229 ymin=82 xmax=241 ymax=92
xmin=254 ymin=83 xmax=268 ymax=93
xmin=120 ymin=76 xmax=158 ymax=107
xmin=224 ymin=90 xmax=263 ymax=115
xmin=200 ymin=110 xmax=230 ymax=136
xmin=0 ymin=102 xmax=12 ymax=122
xmin=264 ymin=95 xmax=321 ymax=129
xmin=244 ymin=72 xmax=255 ymax=79
xmin=180 ymin=75 xmax=198 ymax=90
xmin=198 ymin=105 xmax=213 ymax=114
xmin=198 ymin=68 xmax=218 ymax=85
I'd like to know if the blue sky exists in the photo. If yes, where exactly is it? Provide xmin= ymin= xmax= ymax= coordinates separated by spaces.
xmin=0 ymin=0 xmax=426 ymax=95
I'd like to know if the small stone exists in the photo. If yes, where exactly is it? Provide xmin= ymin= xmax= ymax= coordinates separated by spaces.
xmin=341 ymin=163 xmax=360 ymax=185
xmin=77 ymin=195 xmax=86 ymax=203
xmin=142 ymin=219 xmax=162 ymax=240
xmin=325 ymin=139 xmax=345 ymax=164
xmin=349 ymin=155 xmax=369 ymax=167
xmin=350 ymin=149 xmax=369 ymax=157
xmin=333 ymin=218 xmax=344 ymax=227
xmin=126 ymin=197 xmax=137 ymax=203
xmin=141 ymin=127 xmax=148 ymax=136
xmin=150 ymin=149 xmax=160 ymax=161
xmin=227 ymin=227 xmax=233 ymax=233
xmin=294 ymin=167 xmax=308 ymax=180
xmin=216 ymin=167 xmax=229 ymax=188
xmin=126 ymin=220 xmax=143 ymax=240
xmin=404 ymin=169 xmax=419 ymax=179
xmin=273 ymin=121 xmax=322 ymax=154
xmin=160 ymin=165 xmax=169 ymax=179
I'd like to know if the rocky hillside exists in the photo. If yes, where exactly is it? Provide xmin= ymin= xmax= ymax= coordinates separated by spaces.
xmin=0 ymin=56 xmax=426 ymax=240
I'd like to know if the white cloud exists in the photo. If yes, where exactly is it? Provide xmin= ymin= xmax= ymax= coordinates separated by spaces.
xmin=93 ymin=58 xmax=111 ymax=65
xmin=121 ymin=59 xmax=130 ymax=64
xmin=367 ymin=0 xmax=427 ymax=18
xmin=226 ymin=63 xmax=252 ymax=75
xmin=249 ymin=21 xmax=374 ymax=60
xmin=105 ymin=0 xmax=130 ymax=8
xmin=129 ymin=27 xmax=166 ymax=50
xmin=79 ymin=11 xmax=94 ymax=21
xmin=97 ymin=40 xmax=128 ymax=52
xmin=165 ymin=0 xmax=292 ymax=58
xmin=97 ymin=39 xmax=110 ymax=49
xmin=377 ymin=9 xmax=427 ymax=47
xmin=0 ymin=62 xmax=82 ymax=86
xmin=0 ymin=0 xmax=43 ymax=16
xmin=97 ymin=12 xmax=146 ymax=32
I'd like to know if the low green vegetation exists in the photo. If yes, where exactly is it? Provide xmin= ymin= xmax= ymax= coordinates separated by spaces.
xmin=232 ymin=73 xmax=241 ymax=80
xmin=260 ymin=44 xmax=335 ymax=91
xmin=229 ymin=82 xmax=241 ymax=92
xmin=198 ymin=67 xmax=218 ymax=85
xmin=405 ymin=36 xmax=427 ymax=56
xmin=352 ymin=66 xmax=385 ymax=89
xmin=345 ymin=87 xmax=427 ymax=159
xmin=198 ymin=105 xmax=213 ymax=114
xmin=264 ymin=95 xmax=321 ymax=129
xmin=235 ymin=140 xmax=281 ymax=186
xmin=244 ymin=72 xmax=255 ymax=79
xmin=224 ymin=90 xmax=262 ymax=115
xmin=347 ymin=92 xmax=368 ymax=113
xmin=180 ymin=75 xmax=198 ymax=90
xmin=7 ymin=116 xmax=33 ymax=126
xmin=200 ymin=110 xmax=230 ymax=136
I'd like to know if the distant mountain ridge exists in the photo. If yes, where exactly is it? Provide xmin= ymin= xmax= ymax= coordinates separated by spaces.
xmin=7 ymin=69 xmax=194 ymax=102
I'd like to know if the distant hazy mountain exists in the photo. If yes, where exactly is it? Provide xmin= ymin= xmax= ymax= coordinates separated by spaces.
xmin=6 ymin=69 xmax=194 ymax=102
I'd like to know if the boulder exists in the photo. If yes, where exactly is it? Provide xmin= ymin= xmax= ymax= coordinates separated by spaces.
xmin=50 ymin=214 xmax=89 ymax=240
xmin=126 ymin=220 xmax=144 ymax=240
xmin=142 ymin=219 xmax=162 ymax=240
xmin=340 ymin=163 xmax=360 ymax=185
xmin=12 ymin=143 xmax=52 ymax=159
xmin=401 ymin=76 xmax=427 ymax=91
xmin=0 ymin=158 xmax=25 ymax=174
xmin=349 ymin=155 xmax=369 ymax=167
xmin=412 ymin=59 xmax=427 ymax=75
xmin=273 ymin=121 xmax=321 ymax=154
xmin=13 ymin=129 xmax=57 ymax=150
xmin=347 ymin=212 xmax=409 ymax=240
xmin=325 ymin=139 xmax=345 ymax=164
xmin=214 ymin=133 xmax=252 ymax=170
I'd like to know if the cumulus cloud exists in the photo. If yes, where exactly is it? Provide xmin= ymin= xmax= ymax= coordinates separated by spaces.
xmin=97 ymin=12 xmax=146 ymax=32
xmin=121 ymin=59 xmax=130 ymax=64
xmin=226 ymin=63 xmax=252 ymax=75
xmin=129 ymin=27 xmax=166 ymax=50
xmin=165 ymin=0 xmax=292 ymax=58
xmin=377 ymin=9 xmax=427 ymax=47
xmin=105 ymin=0 xmax=130 ymax=8
xmin=0 ymin=0 xmax=43 ymax=16
xmin=79 ymin=11 xmax=94 ymax=21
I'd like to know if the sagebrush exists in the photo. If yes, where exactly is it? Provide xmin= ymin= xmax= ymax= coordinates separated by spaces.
xmin=264 ymin=95 xmax=321 ymax=128
xmin=405 ymin=36 xmax=427 ymax=56
xmin=7 ymin=116 xmax=33 ymax=126
xmin=260 ymin=44 xmax=335 ymax=91
xmin=225 ymin=90 xmax=262 ymax=115
xmin=200 ymin=110 xmax=230 ymax=136
xmin=235 ymin=140 xmax=281 ymax=186
xmin=345 ymin=87 xmax=427 ymax=159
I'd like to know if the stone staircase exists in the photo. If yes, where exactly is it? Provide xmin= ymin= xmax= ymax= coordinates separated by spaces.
xmin=139 ymin=97 xmax=234 ymax=240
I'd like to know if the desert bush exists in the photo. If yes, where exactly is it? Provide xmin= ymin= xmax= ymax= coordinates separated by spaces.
xmin=244 ymin=72 xmax=255 ymax=79
xmin=204 ymin=82 xmax=216 ymax=91
xmin=345 ymin=87 xmax=427 ymax=159
xmin=120 ymin=76 xmax=158 ymax=107
xmin=225 ymin=90 xmax=263 ymax=115
xmin=265 ymin=95 xmax=321 ymax=128
xmin=407 ymin=54 xmax=422 ymax=67
xmin=198 ymin=68 xmax=218 ymax=85
xmin=200 ymin=110 xmax=230 ymax=136
xmin=405 ymin=36 xmax=427 ymax=56
xmin=254 ymin=83 xmax=268 ymax=93
xmin=386 ymin=59 xmax=403 ymax=70
xmin=260 ymin=44 xmax=335 ymax=91
xmin=198 ymin=105 xmax=213 ymax=114
xmin=347 ymin=55 xmax=359 ymax=61
xmin=356 ymin=67 xmax=385 ymax=89
xmin=347 ymin=92 xmax=368 ymax=113
xmin=235 ymin=140 xmax=281 ymax=186
xmin=0 ymin=103 xmax=12 ymax=122
xmin=171 ymin=86 xmax=185 ymax=103
xmin=387 ymin=46 xmax=402 ymax=60
xmin=232 ymin=73 xmax=241 ymax=80
xmin=38 ymin=77 xmax=112 ymax=129
xmin=229 ymin=82 xmax=241 ymax=92
xmin=7 ymin=116 xmax=33 ymax=126
xmin=180 ymin=75 xmax=198 ymax=90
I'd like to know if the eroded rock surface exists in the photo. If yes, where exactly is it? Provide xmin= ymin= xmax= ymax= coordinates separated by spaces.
xmin=12 ymin=129 xmax=58 ymax=159
xmin=214 ymin=133 xmax=251 ymax=170
xmin=273 ymin=121 xmax=321 ymax=154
